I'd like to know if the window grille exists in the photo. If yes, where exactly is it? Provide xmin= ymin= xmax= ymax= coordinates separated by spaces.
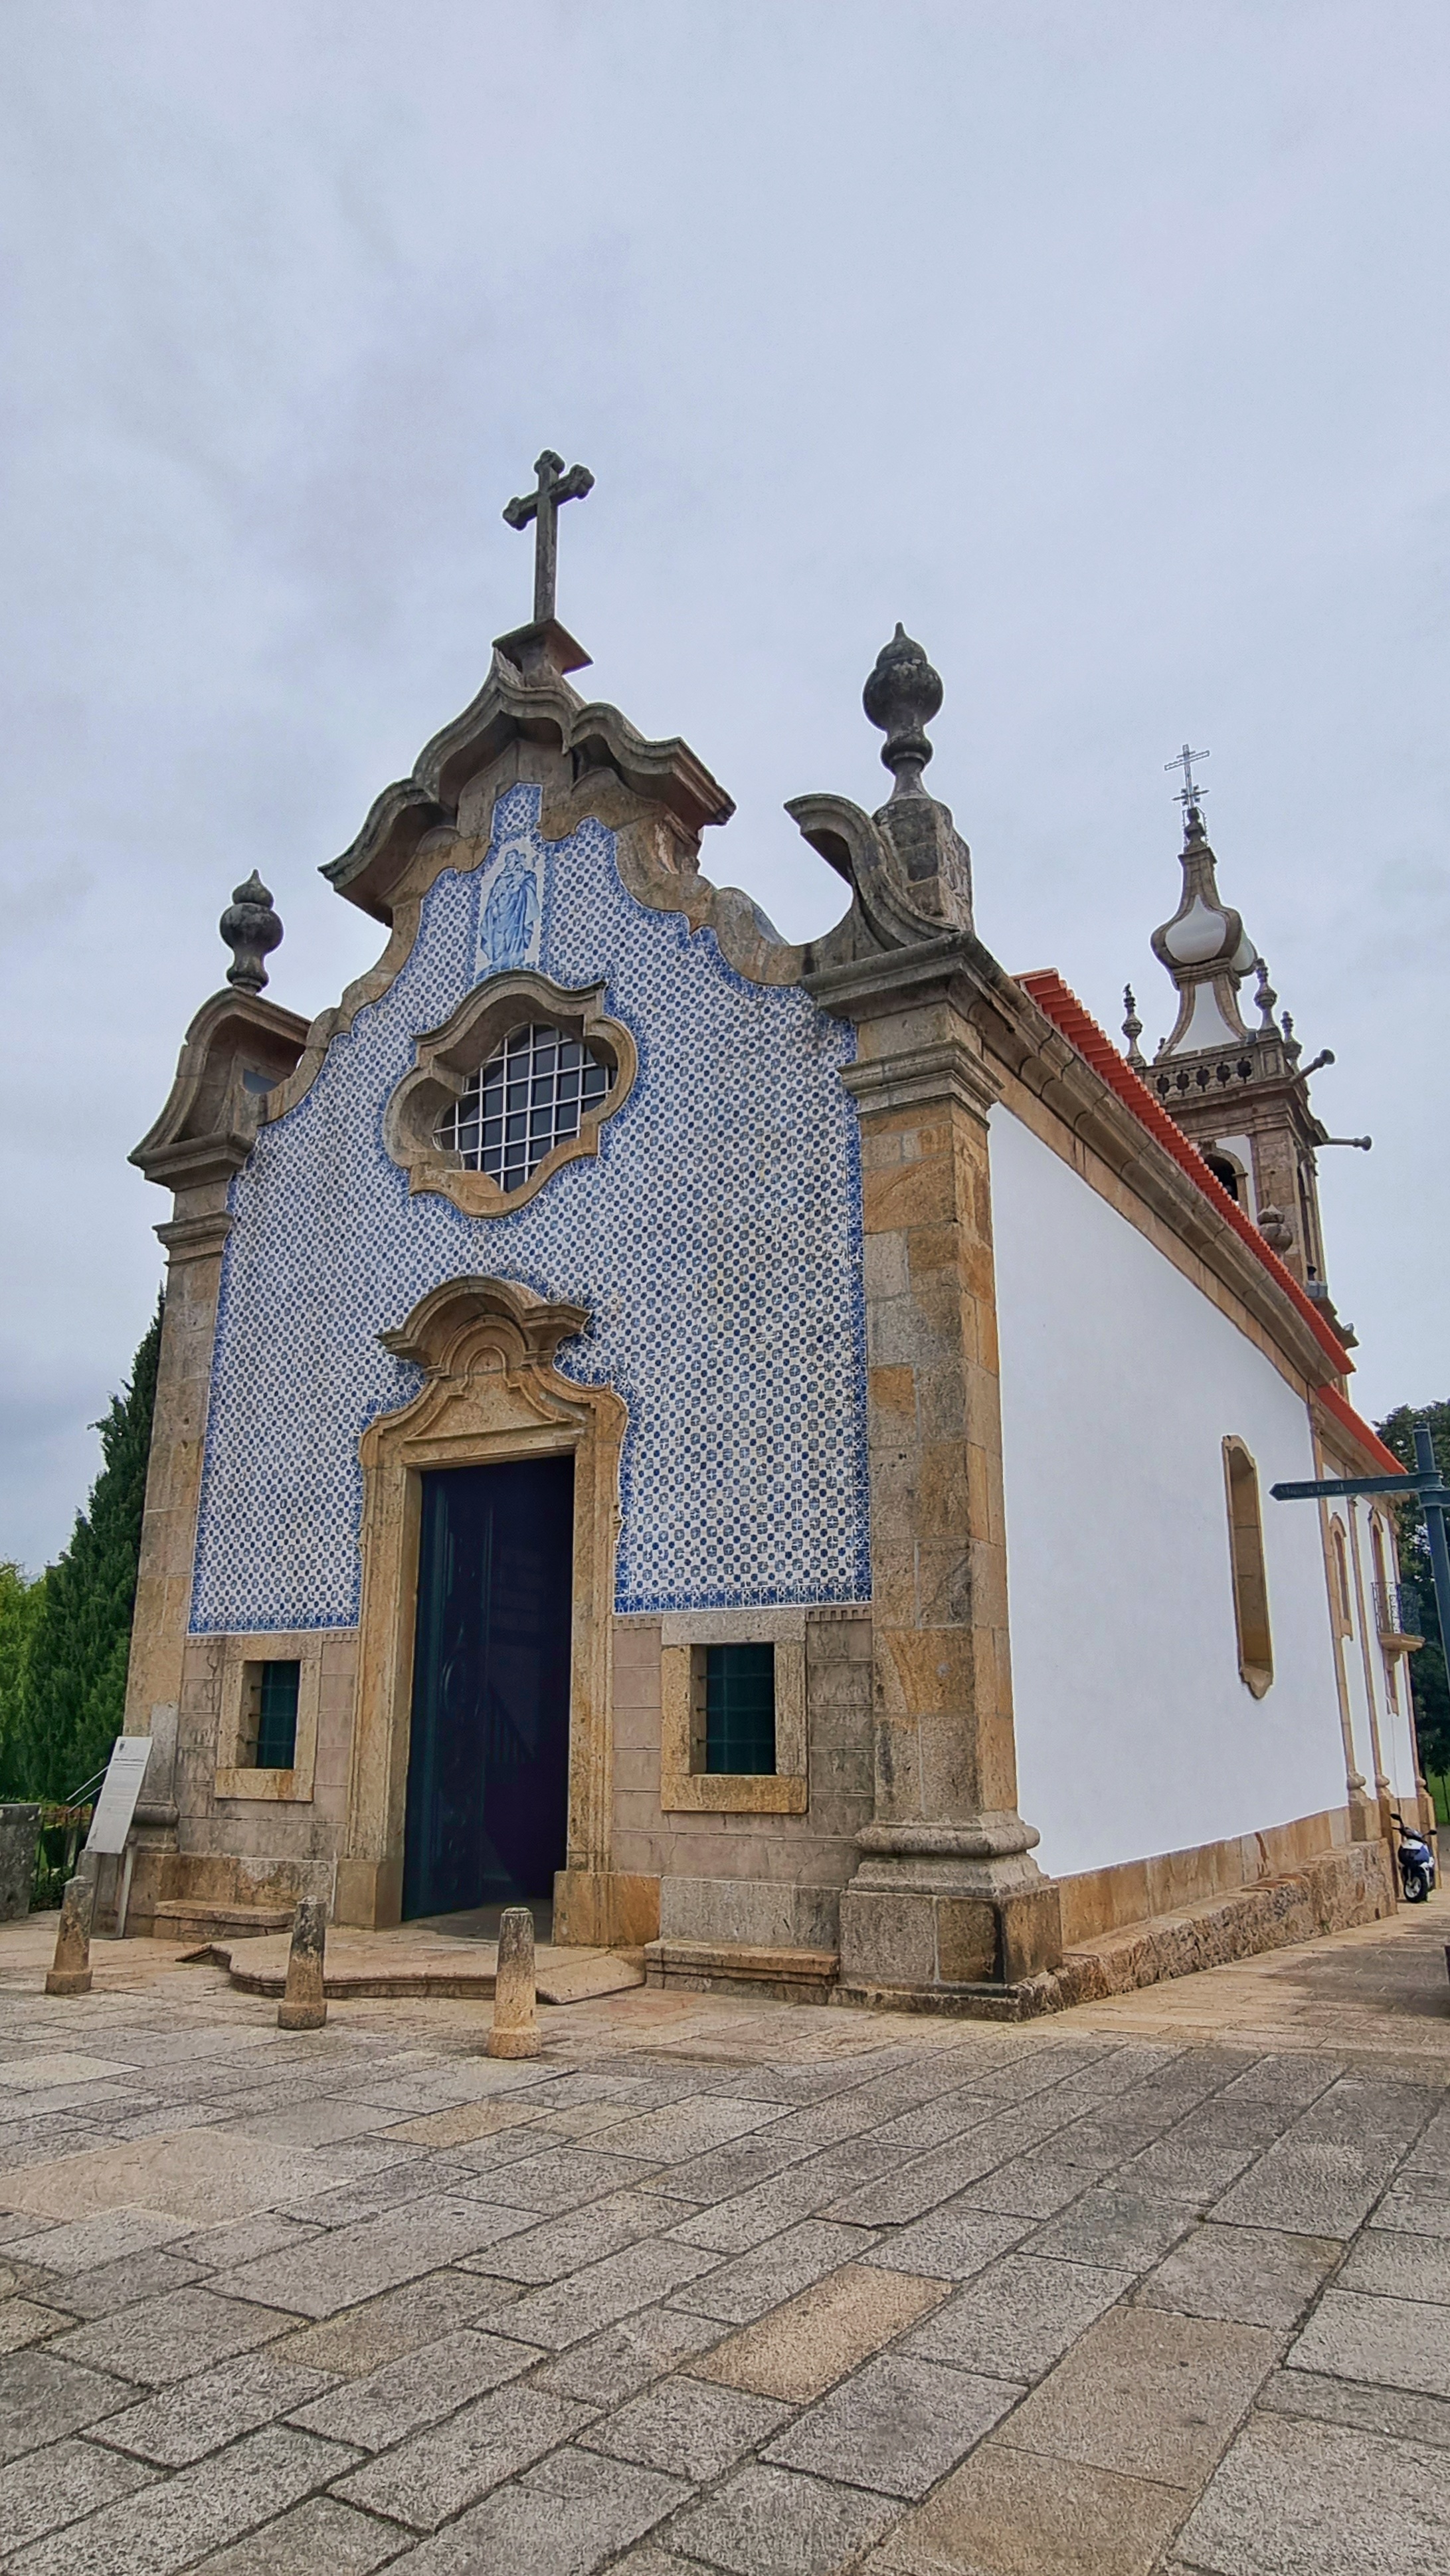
xmin=436 ymin=1024 xmax=610 ymax=1193
xmin=704 ymin=1643 xmax=776 ymax=1775
xmin=247 ymin=1660 xmax=300 ymax=1768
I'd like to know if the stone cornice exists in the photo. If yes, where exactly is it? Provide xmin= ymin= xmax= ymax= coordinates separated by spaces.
xmin=132 ymin=989 xmax=310 ymax=1194
xmin=154 ymin=1211 xmax=234 ymax=1263
xmin=842 ymin=1037 xmax=1001 ymax=1122
xmin=810 ymin=918 xmax=1345 ymax=1391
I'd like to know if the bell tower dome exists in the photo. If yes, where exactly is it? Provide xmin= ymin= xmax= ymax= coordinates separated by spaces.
xmin=1133 ymin=779 xmax=1356 ymax=1341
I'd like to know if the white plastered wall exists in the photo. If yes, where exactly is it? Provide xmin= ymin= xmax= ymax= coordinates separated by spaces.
xmin=1344 ymin=1497 xmax=1422 ymax=1803
xmin=991 ymin=1108 xmax=1348 ymax=1881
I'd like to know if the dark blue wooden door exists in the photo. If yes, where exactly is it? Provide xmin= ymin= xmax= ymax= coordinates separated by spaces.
xmin=402 ymin=1456 xmax=574 ymax=1920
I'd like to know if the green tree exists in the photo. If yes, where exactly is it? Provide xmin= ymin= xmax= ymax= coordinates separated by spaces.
xmin=0 ymin=1563 xmax=45 ymax=1794
xmin=1376 ymin=1401 xmax=1450 ymax=1782
xmin=12 ymin=1298 xmax=163 ymax=1801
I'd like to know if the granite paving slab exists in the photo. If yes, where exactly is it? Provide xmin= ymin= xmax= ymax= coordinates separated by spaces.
xmin=0 ymin=2298 xmax=72 ymax=2351
xmin=1285 ymin=2282 xmax=1450 ymax=2397
xmin=463 ymin=2189 xmax=676 ymax=2284
xmin=47 ymin=2286 xmax=302 ymax=2386
xmin=1136 ymin=2221 xmax=1341 ymax=2330
xmin=582 ymin=2372 xmax=790 ymax=2481
xmin=867 ymin=2439 xmax=1188 ymax=2575
xmin=665 ymin=2460 xmax=901 ymax=2575
xmin=0 ymin=2129 xmax=331 ymax=2224
xmin=9 ymin=2423 xmax=361 ymax=2576
xmin=0 ymin=2430 xmax=158 ymax=2550
xmin=217 ymin=2193 xmax=537 ymax=2317
xmin=993 ymin=2303 xmax=1274 ymax=2489
xmin=2 ymin=2208 xmax=193 ymax=2273
xmin=531 ymin=2300 xmax=727 ymax=2405
xmin=904 ymin=2249 xmax=1134 ymax=2382
xmin=763 ymin=2351 xmax=1019 ymax=2498
xmin=289 ymin=2324 xmax=541 ymax=2447
xmin=17 ymin=2245 xmax=206 ymax=2320
xmin=1256 ymin=2361 xmax=1450 ymax=2448
xmin=1173 ymin=2409 xmax=1450 ymax=2573
xmin=389 ymin=2442 xmax=691 ymax=2574
xmin=273 ymin=2266 xmax=523 ymax=2376
xmin=690 ymin=2262 xmax=947 ymax=2403
xmin=90 ymin=2347 xmax=337 ymax=2465
xmin=858 ymin=2198 xmax=1032 ymax=2280
xmin=1336 ymin=2221 xmax=1450 ymax=2302
xmin=669 ymin=2219 xmax=877 ymax=2323
xmin=331 ymin=2380 xmax=595 ymax=2529
xmin=498 ymin=2236 xmax=722 ymax=2349
xmin=189 ymin=2493 xmax=408 ymax=2573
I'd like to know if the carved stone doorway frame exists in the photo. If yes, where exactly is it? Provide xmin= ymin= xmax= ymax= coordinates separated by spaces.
xmin=334 ymin=1277 xmax=626 ymax=1931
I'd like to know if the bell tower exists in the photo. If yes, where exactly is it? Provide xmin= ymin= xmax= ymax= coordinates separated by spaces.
xmin=1127 ymin=765 xmax=1360 ymax=1343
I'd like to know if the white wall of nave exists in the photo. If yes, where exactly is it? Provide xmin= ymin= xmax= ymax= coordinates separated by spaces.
xmin=990 ymin=1108 xmax=1349 ymax=1883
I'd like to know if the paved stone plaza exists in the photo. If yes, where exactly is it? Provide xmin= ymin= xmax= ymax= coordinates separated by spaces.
xmin=0 ymin=1905 xmax=1447 ymax=2574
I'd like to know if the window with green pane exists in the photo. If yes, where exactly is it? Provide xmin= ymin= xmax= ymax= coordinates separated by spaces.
xmin=704 ymin=1642 xmax=776 ymax=1775
xmin=249 ymin=1659 xmax=300 ymax=1768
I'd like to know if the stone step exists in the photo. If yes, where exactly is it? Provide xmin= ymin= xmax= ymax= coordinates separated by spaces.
xmin=186 ymin=1929 xmax=645 ymax=2005
xmin=151 ymin=1900 xmax=296 ymax=1943
xmin=644 ymin=1937 xmax=838 ymax=2005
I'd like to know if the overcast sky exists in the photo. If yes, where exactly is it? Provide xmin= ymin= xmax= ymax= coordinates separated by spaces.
xmin=2 ymin=1 xmax=1447 ymax=1569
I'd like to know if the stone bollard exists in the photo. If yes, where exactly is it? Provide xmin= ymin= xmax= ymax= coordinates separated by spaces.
xmin=487 ymin=1906 xmax=540 ymax=2058
xmin=45 ymin=1874 xmax=96 ymax=1997
xmin=277 ymin=1899 xmax=328 ymax=2031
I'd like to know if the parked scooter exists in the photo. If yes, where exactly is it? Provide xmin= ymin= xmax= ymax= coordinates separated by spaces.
xmin=1392 ymin=1809 xmax=1438 ymax=1904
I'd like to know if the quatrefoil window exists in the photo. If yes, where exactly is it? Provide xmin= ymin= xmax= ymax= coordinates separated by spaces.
xmin=385 ymin=972 xmax=637 ymax=1218
xmin=434 ymin=1023 xmax=612 ymax=1193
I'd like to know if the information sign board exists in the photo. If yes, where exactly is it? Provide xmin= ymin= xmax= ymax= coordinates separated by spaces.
xmin=84 ymin=1738 xmax=153 ymax=1857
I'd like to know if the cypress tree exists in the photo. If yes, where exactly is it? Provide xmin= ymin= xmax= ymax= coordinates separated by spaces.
xmin=15 ymin=1296 xmax=163 ymax=1800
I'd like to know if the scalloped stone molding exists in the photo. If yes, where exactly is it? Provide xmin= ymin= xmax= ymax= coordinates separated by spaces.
xmin=384 ymin=969 xmax=638 ymax=1219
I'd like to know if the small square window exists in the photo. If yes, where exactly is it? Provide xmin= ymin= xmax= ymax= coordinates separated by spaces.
xmin=703 ymin=1643 xmax=776 ymax=1775
xmin=242 ymin=1659 xmax=300 ymax=1769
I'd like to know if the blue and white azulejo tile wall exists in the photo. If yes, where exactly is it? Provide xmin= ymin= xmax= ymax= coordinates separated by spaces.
xmin=190 ymin=786 xmax=871 ymax=1633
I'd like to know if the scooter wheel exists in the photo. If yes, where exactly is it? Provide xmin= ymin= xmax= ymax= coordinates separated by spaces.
xmin=1403 ymin=1866 xmax=1431 ymax=1904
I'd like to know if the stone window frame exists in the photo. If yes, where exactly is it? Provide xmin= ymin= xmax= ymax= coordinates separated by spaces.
xmin=660 ymin=1609 xmax=807 ymax=1813
xmin=214 ymin=1631 xmax=323 ymax=1803
xmin=1222 ymin=1437 xmax=1274 ymax=1699
xmin=384 ymin=970 xmax=638 ymax=1219
xmin=1328 ymin=1515 xmax=1354 ymax=1637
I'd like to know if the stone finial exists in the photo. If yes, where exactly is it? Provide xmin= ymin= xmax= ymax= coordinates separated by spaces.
xmin=1257 ymin=1203 xmax=1295 ymax=1256
xmin=1122 ymin=985 xmax=1145 ymax=1068
xmin=220 ymin=872 xmax=283 ymax=995
xmin=863 ymin=625 xmax=943 ymax=799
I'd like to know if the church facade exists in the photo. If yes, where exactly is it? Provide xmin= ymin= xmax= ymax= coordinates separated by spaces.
xmin=118 ymin=473 xmax=1425 ymax=2011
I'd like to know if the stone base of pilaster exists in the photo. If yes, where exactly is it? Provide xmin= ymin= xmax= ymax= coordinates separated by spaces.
xmin=837 ymin=1876 xmax=1063 ymax=2013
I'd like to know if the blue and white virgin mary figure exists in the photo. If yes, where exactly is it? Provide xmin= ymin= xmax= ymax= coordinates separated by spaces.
xmin=478 ymin=842 xmax=541 ymax=976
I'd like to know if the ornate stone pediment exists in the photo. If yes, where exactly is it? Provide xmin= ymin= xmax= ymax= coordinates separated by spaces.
xmin=376 ymin=1274 xmax=590 ymax=1387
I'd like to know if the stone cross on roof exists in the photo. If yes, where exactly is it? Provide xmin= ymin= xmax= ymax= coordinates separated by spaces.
xmin=503 ymin=449 xmax=594 ymax=626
